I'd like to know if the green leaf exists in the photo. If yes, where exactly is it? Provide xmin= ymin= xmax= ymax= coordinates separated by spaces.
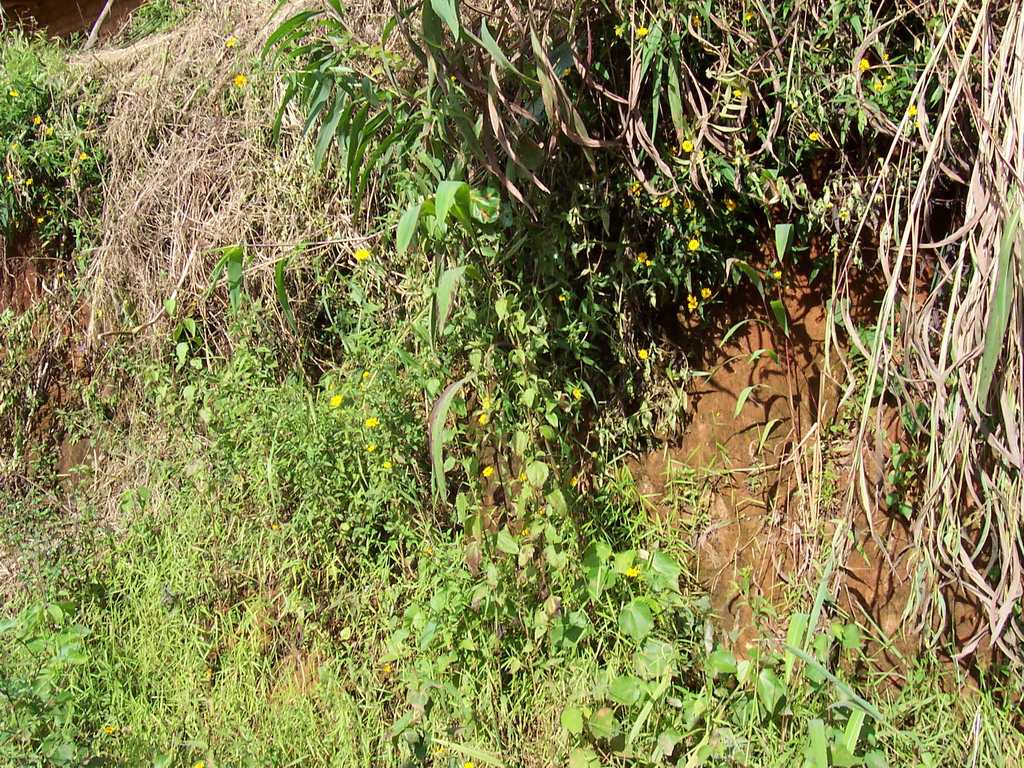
xmin=428 ymin=376 xmax=470 ymax=499
xmin=770 ymin=299 xmax=790 ymax=337
xmin=435 ymin=180 xmax=470 ymax=227
xmin=784 ymin=644 xmax=884 ymax=721
xmin=756 ymin=668 xmax=786 ymax=715
xmin=275 ymin=258 xmax=298 ymax=334
xmin=774 ymin=222 xmax=795 ymax=261
xmin=567 ymin=747 xmax=601 ymax=768
xmin=434 ymin=265 xmax=466 ymax=339
xmin=496 ymin=528 xmax=519 ymax=555
xmin=634 ymin=637 xmax=676 ymax=680
xmin=708 ymin=649 xmax=737 ymax=676
xmin=225 ymin=245 xmax=244 ymax=314
xmin=560 ymin=705 xmax=585 ymax=735
xmin=430 ymin=0 xmax=460 ymax=42
xmin=478 ymin=19 xmax=522 ymax=75
xmin=735 ymin=384 xmax=759 ymax=417
xmin=608 ymin=675 xmax=643 ymax=706
xmin=978 ymin=207 xmax=1019 ymax=407
xmin=805 ymin=719 xmax=829 ymax=768
xmin=587 ymin=707 xmax=619 ymax=740
xmin=618 ymin=599 xmax=654 ymax=642
xmin=397 ymin=202 xmax=423 ymax=255
xmin=647 ymin=551 xmax=681 ymax=591
xmin=525 ymin=460 xmax=549 ymax=489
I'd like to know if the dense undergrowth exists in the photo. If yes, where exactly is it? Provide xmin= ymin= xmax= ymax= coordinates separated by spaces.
xmin=2 ymin=0 xmax=1023 ymax=766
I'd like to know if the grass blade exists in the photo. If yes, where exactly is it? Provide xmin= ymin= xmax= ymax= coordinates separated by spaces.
xmin=429 ymin=375 xmax=470 ymax=500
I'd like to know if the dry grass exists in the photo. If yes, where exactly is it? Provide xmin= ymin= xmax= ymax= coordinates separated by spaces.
xmin=74 ymin=0 xmax=369 ymax=349
xmin=834 ymin=0 xmax=1024 ymax=660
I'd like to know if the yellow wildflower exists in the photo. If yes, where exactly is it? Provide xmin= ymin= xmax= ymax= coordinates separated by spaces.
xmin=383 ymin=461 xmax=392 ymax=469
xmin=33 ymin=115 xmax=41 ymax=125
xmin=859 ymin=58 xmax=870 ymax=72
xmin=330 ymin=394 xmax=342 ymax=407
xmin=354 ymin=248 xmax=370 ymax=261
xmin=572 ymin=388 xmax=582 ymax=399
xmin=482 ymin=466 xmax=495 ymax=479
xmin=808 ymin=131 xmax=820 ymax=141
xmin=687 ymin=295 xmax=699 ymax=311
xmin=625 ymin=566 xmax=640 ymax=578
xmin=481 ymin=397 xmax=491 ymax=408
xmin=521 ymin=528 xmax=530 ymax=537
xmin=24 ymin=178 xmax=32 ymax=186
xmin=425 ymin=546 xmax=433 ymax=555
xmin=688 ymin=238 xmax=700 ymax=251
xmin=36 ymin=216 xmax=44 ymax=224
xmin=5 ymin=173 xmax=12 ymax=181
xmin=659 ymin=196 xmax=671 ymax=209
xmin=638 ymin=349 xmax=649 ymax=360
xmin=773 ymin=269 xmax=782 ymax=279
xmin=733 ymin=88 xmax=743 ymax=98
xmin=104 ymin=725 xmax=116 ymax=734
xmin=518 ymin=472 xmax=527 ymax=482
xmin=437 ymin=745 xmax=446 ymax=754
xmin=558 ymin=294 xmax=566 ymax=302
xmin=226 ymin=36 xmax=238 ymax=47
xmin=908 ymin=105 xmax=918 ymax=117
xmin=382 ymin=663 xmax=392 ymax=673
xmin=681 ymin=140 xmax=694 ymax=153
xmin=745 ymin=11 xmax=755 ymax=20
xmin=873 ymin=81 xmax=883 ymax=91
xmin=366 ymin=444 xmax=377 ymax=452
xmin=365 ymin=417 xmax=380 ymax=428
xmin=563 ymin=67 xmax=572 ymax=76
xmin=478 ymin=412 xmax=489 ymax=426
xmin=725 ymin=198 xmax=737 ymax=212
xmin=636 ymin=26 xmax=649 ymax=37
xmin=8 ymin=90 xmax=18 ymax=97
xmin=46 ymin=126 xmax=53 ymax=135
xmin=701 ymin=287 xmax=712 ymax=299
xmin=629 ymin=182 xmax=642 ymax=196
xmin=570 ymin=476 xmax=579 ymax=487
xmin=233 ymin=74 xmax=248 ymax=87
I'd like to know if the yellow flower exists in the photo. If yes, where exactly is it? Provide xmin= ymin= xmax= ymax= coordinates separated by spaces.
xmin=687 ymin=295 xmax=699 ymax=311
xmin=745 ymin=11 xmax=754 ymax=20
xmin=8 ymin=90 xmax=18 ymax=97
xmin=859 ymin=58 xmax=871 ymax=72
xmin=33 ymin=115 xmax=41 ymax=125
xmin=382 ymin=663 xmax=392 ymax=673
xmin=637 ymin=251 xmax=648 ymax=264
xmin=572 ymin=388 xmax=582 ymax=399
xmin=563 ymin=67 xmax=572 ymax=76
xmin=558 ymin=294 xmax=566 ymax=302
xmin=873 ymin=81 xmax=883 ymax=91
xmin=691 ymin=13 xmax=701 ymax=26
xmin=733 ymin=88 xmax=743 ymax=98
xmin=330 ymin=394 xmax=342 ymax=407
xmin=701 ymin=287 xmax=712 ymax=299
xmin=193 ymin=763 xmax=205 ymax=768
xmin=233 ymin=74 xmax=248 ymax=87
xmin=636 ymin=26 xmax=649 ymax=37
xmin=226 ymin=36 xmax=238 ymax=47
xmin=773 ymin=269 xmax=782 ymax=278
xmin=36 ymin=216 xmax=44 ymax=224
xmin=383 ymin=461 xmax=392 ymax=469
xmin=437 ymin=745 xmax=446 ymax=753
xmin=425 ymin=546 xmax=432 ymax=555
xmin=668 ymin=145 xmax=678 ymax=156
xmin=365 ymin=417 xmax=380 ymax=428
xmin=354 ymin=248 xmax=370 ymax=261
xmin=521 ymin=528 xmax=530 ymax=537
xmin=464 ymin=762 xmax=476 ymax=768
xmin=518 ymin=472 xmax=527 ymax=482
xmin=5 ymin=173 xmax=12 ymax=181
xmin=482 ymin=466 xmax=494 ymax=478
xmin=366 ymin=444 xmax=377 ymax=452
xmin=625 ymin=566 xmax=640 ymax=578
xmin=537 ymin=506 xmax=546 ymax=515
xmin=808 ymin=131 xmax=819 ymax=141
xmin=80 ymin=152 xmax=89 ymax=161
xmin=908 ymin=105 xmax=917 ymax=117
xmin=725 ymin=198 xmax=737 ymax=212
xmin=570 ymin=476 xmax=579 ymax=487
xmin=629 ymin=182 xmax=642 ymax=196
xmin=24 ymin=178 xmax=32 ymax=186
xmin=681 ymin=140 xmax=694 ymax=153
xmin=104 ymin=725 xmax=116 ymax=734
xmin=46 ymin=126 xmax=53 ymax=135
xmin=688 ymin=238 xmax=700 ymax=251
xmin=481 ymin=397 xmax=491 ymax=409
xmin=638 ymin=348 xmax=649 ymax=360
xmin=659 ymin=196 xmax=671 ymax=209
xmin=477 ymin=412 xmax=489 ymax=426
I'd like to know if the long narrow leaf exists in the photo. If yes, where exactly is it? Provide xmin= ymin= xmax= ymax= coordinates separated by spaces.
xmin=429 ymin=376 xmax=471 ymax=500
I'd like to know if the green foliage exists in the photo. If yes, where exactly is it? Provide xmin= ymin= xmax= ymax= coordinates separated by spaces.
xmin=1 ymin=32 xmax=104 ymax=251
